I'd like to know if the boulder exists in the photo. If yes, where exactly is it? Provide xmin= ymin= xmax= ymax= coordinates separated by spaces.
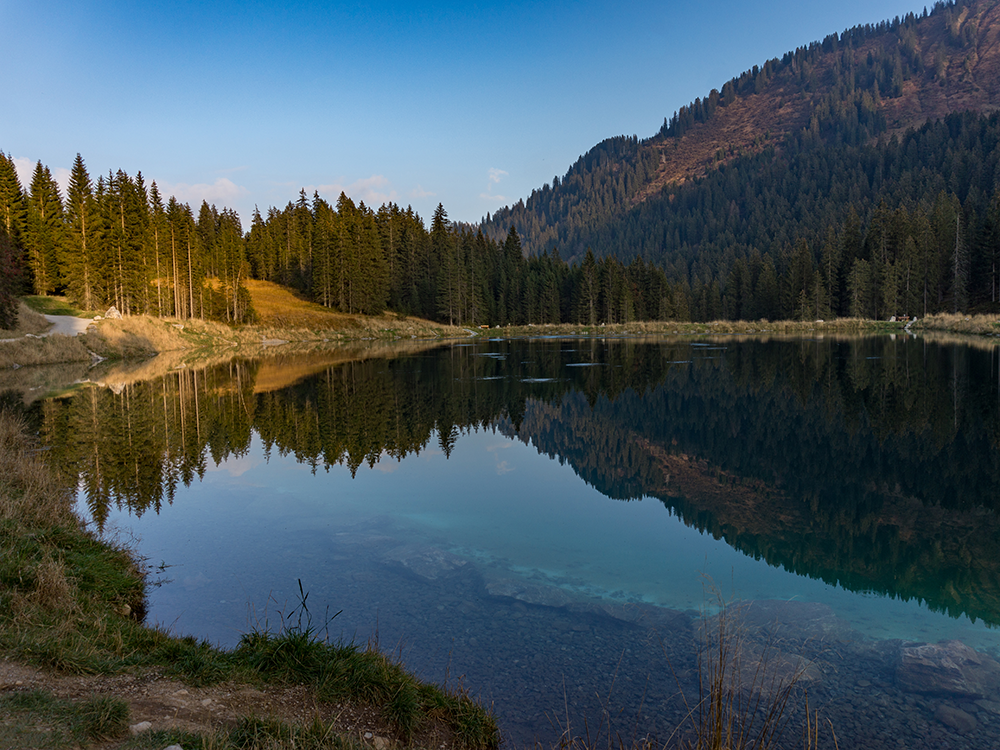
xmin=729 ymin=599 xmax=856 ymax=641
xmin=567 ymin=600 xmax=691 ymax=632
xmin=484 ymin=576 xmax=574 ymax=608
xmin=700 ymin=638 xmax=823 ymax=696
xmin=382 ymin=544 xmax=468 ymax=582
xmin=896 ymin=640 xmax=1000 ymax=698
xmin=105 ymin=306 xmax=122 ymax=319
xmin=934 ymin=704 xmax=977 ymax=733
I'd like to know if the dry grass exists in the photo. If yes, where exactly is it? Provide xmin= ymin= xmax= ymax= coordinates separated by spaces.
xmin=73 ymin=282 xmax=466 ymax=360
xmin=0 ymin=335 xmax=93 ymax=368
xmin=0 ymin=301 xmax=54 ymax=337
xmin=494 ymin=317 xmax=886 ymax=339
xmin=682 ymin=601 xmax=815 ymax=750
xmin=80 ymin=315 xmax=235 ymax=358
xmin=29 ymin=554 xmax=75 ymax=611
xmin=247 ymin=280 xmax=464 ymax=338
xmin=912 ymin=312 xmax=1000 ymax=336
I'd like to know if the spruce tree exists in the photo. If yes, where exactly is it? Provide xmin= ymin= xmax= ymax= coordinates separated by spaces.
xmin=65 ymin=154 xmax=98 ymax=309
xmin=25 ymin=162 xmax=65 ymax=295
xmin=0 ymin=153 xmax=26 ymax=250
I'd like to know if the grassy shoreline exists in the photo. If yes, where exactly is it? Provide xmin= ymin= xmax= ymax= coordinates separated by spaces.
xmin=0 ymin=410 xmax=499 ymax=749
xmin=5 ymin=304 xmax=1000 ymax=370
xmin=3 ymin=284 xmax=999 ymax=370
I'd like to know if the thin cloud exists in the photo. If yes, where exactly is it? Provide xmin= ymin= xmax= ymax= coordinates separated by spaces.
xmin=410 ymin=184 xmax=435 ymax=199
xmin=310 ymin=175 xmax=399 ymax=207
xmin=11 ymin=157 xmax=34 ymax=190
xmin=481 ymin=167 xmax=508 ymax=205
xmin=486 ymin=442 xmax=515 ymax=474
xmin=206 ymin=454 xmax=259 ymax=478
xmin=11 ymin=157 xmax=70 ymax=199
xmin=159 ymin=177 xmax=249 ymax=208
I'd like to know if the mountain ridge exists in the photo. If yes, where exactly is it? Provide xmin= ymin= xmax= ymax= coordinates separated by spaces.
xmin=483 ymin=0 xmax=1000 ymax=266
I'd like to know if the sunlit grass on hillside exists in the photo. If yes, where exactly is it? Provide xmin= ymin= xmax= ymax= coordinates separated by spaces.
xmin=21 ymin=295 xmax=96 ymax=318
xmin=246 ymin=279 xmax=463 ymax=339
xmin=0 ymin=301 xmax=52 ymax=337
xmin=247 ymin=279 xmax=363 ymax=328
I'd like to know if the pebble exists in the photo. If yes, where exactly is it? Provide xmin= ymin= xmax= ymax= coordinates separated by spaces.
xmin=130 ymin=721 xmax=152 ymax=735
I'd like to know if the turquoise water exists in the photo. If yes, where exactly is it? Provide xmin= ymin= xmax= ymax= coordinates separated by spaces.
xmin=44 ymin=336 xmax=1000 ymax=747
xmin=95 ymin=423 xmax=1000 ymax=653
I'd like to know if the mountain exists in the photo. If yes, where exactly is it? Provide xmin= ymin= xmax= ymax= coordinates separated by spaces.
xmin=482 ymin=0 xmax=1000 ymax=299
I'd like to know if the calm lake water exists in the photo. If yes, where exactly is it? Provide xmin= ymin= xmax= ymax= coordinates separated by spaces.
xmin=28 ymin=335 xmax=1000 ymax=748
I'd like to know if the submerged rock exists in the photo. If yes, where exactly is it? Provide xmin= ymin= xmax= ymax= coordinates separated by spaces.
xmin=896 ymin=640 xmax=1000 ymax=698
xmin=934 ymin=703 xmax=977 ymax=733
xmin=484 ymin=577 xmax=574 ymax=608
xmin=382 ymin=544 xmax=468 ymax=582
xmin=567 ymin=600 xmax=692 ymax=632
xmin=728 ymin=599 xmax=856 ymax=641
xmin=698 ymin=636 xmax=823 ymax=696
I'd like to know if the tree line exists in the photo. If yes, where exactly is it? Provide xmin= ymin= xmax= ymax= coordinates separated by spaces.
xmin=482 ymin=0 xmax=1000 ymax=320
xmin=0 ymin=154 xmax=255 ymax=327
xmin=3 ymin=113 xmax=999 ymax=329
xmin=0 ymin=153 xmax=693 ymax=327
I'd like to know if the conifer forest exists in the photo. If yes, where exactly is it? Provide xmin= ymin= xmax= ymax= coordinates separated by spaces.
xmin=2 ymin=0 xmax=1000 ymax=329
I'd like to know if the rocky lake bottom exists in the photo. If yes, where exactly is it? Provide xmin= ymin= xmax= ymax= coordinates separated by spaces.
xmin=141 ymin=520 xmax=1000 ymax=750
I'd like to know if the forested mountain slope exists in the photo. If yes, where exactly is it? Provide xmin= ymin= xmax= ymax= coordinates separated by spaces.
xmin=482 ymin=0 xmax=1000 ymax=290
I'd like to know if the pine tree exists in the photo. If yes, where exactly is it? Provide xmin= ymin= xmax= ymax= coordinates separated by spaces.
xmin=0 ymin=153 xmax=26 ymax=252
xmin=576 ymin=249 xmax=599 ymax=325
xmin=25 ymin=162 xmax=65 ymax=295
xmin=65 ymin=154 xmax=98 ymax=309
xmin=0 ymin=222 xmax=20 ymax=328
xmin=149 ymin=182 xmax=168 ymax=316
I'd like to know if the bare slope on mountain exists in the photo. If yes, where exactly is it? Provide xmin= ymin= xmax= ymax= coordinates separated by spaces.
xmin=484 ymin=0 xmax=1000 ymax=262
xmin=639 ymin=0 xmax=1000 ymax=199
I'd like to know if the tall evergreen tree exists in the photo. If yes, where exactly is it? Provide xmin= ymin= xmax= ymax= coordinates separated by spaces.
xmin=65 ymin=154 xmax=98 ymax=309
xmin=0 ymin=153 xmax=26 ymax=253
xmin=25 ymin=162 xmax=64 ymax=295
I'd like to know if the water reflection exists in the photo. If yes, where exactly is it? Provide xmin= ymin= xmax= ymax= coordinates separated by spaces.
xmin=23 ymin=335 xmax=1000 ymax=747
xmin=33 ymin=336 xmax=1000 ymax=627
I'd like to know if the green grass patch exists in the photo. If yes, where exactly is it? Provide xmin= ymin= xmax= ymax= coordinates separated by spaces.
xmin=0 ymin=689 xmax=130 ymax=746
xmin=226 ymin=715 xmax=365 ymax=750
xmin=76 ymin=694 xmax=131 ymax=741
xmin=21 ymin=296 xmax=95 ymax=317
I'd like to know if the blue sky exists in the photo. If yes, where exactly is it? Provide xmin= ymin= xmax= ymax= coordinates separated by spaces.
xmin=3 ymin=0 xmax=923 ymax=227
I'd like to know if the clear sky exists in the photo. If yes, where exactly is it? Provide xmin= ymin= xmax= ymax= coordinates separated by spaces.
xmin=3 ymin=0 xmax=924 ymax=228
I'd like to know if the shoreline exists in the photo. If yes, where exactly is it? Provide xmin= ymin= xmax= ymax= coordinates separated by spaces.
xmin=3 ymin=306 xmax=999 ymax=373
xmin=0 ymin=410 xmax=500 ymax=750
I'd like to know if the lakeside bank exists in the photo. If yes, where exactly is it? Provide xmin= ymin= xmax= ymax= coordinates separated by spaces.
xmin=0 ymin=407 xmax=500 ymax=749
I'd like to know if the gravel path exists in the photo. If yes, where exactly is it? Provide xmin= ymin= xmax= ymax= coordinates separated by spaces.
xmin=41 ymin=314 xmax=94 ymax=337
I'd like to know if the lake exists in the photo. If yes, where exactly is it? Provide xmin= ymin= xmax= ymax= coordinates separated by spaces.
xmin=26 ymin=334 xmax=1000 ymax=748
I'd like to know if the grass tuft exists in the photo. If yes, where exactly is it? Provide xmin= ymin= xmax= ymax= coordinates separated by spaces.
xmin=76 ymin=694 xmax=131 ymax=741
xmin=226 ymin=715 xmax=363 ymax=750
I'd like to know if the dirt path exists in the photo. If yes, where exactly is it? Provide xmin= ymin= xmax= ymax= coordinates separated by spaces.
xmin=41 ymin=314 xmax=94 ymax=337
xmin=0 ymin=658 xmax=394 ymax=748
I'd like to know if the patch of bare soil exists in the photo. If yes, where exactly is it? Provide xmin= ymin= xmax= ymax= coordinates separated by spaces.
xmin=0 ymin=658 xmax=429 ymax=749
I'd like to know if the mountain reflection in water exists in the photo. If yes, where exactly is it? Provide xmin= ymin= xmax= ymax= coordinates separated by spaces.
xmin=26 ymin=335 xmax=1000 ymax=748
